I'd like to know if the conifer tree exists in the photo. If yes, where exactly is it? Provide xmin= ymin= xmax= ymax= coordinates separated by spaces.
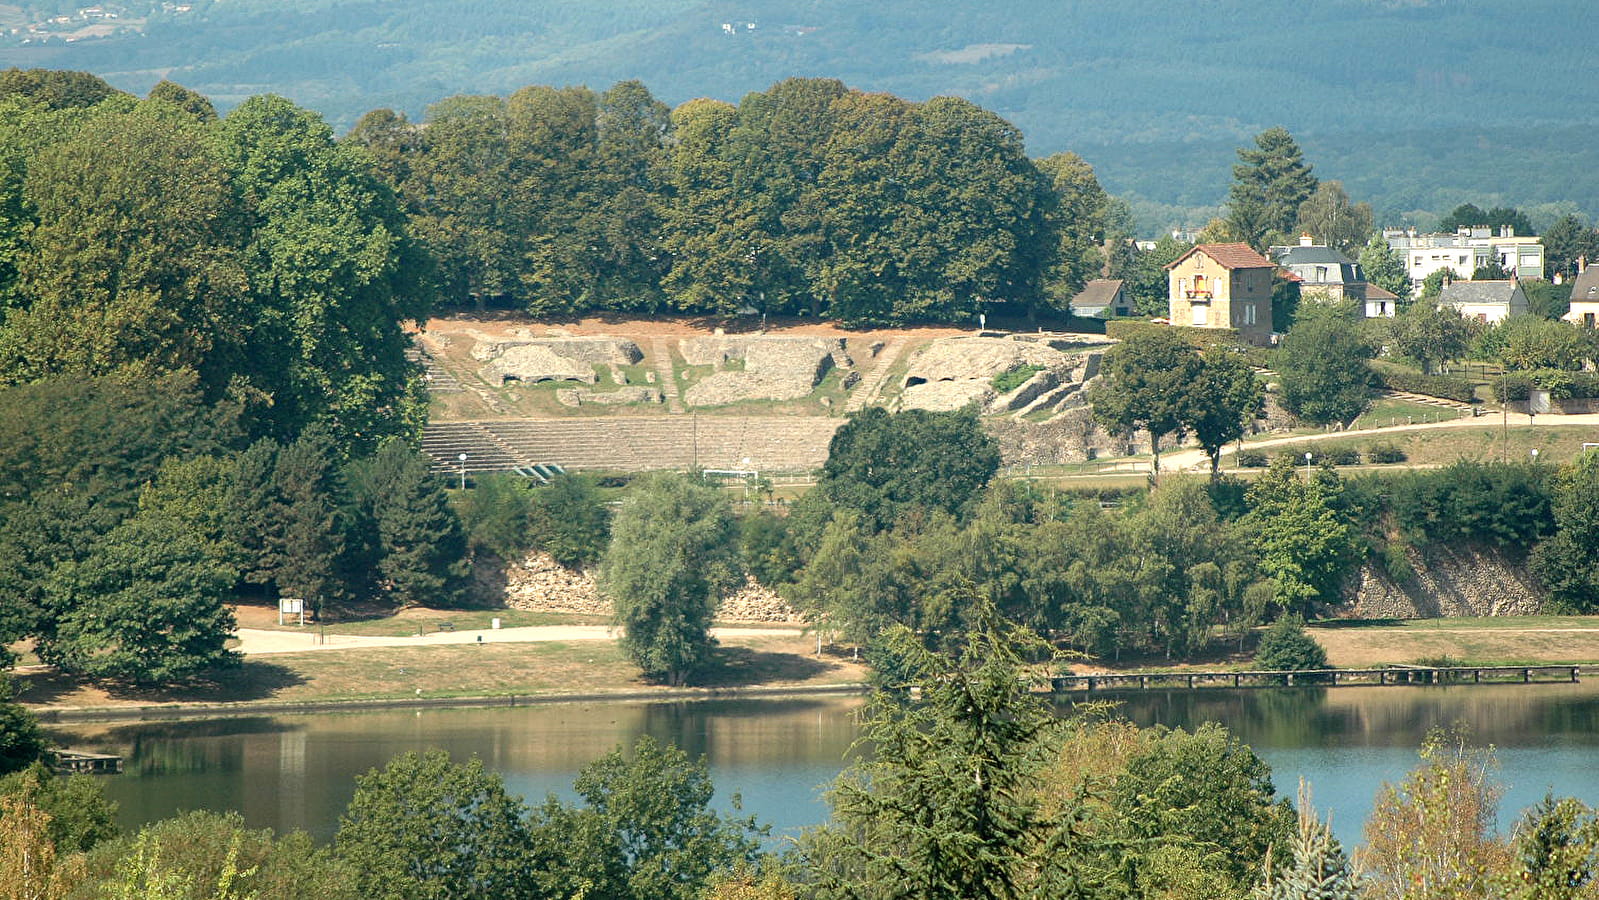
xmin=1259 ymin=781 xmax=1362 ymax=900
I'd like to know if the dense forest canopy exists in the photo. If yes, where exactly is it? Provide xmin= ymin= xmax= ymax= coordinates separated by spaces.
xmin=1 ymin=0 xmax=1595 ymax=230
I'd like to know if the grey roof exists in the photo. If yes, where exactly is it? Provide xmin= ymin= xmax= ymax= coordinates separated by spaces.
xmin=1276 ymin=245 xmax=1356 ymax=266
xmin=1438 ymin=281 xmax=1520 ymax=305
xmin=1071 ymin=279 xmax=1125 ymax=309
xmin=1570 ymin=268 xmax=1599 ymax=304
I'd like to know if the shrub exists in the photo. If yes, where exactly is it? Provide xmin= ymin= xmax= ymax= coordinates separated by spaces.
xmin=1237 ymin=449 xmax=1268 ymax=468
xmin=991 ymin=364 xmax=1045 ymax=394
xmin=1366 ymin=442 xmax=1407 ymax=464
xmin=1255 ymin=617 xmax=1329 ymax=671
xmin=1324 ymin=447 xmax=1361 ymax=467
xmin=1493 ymin=373 xmax=1532 ymax=403
xmin=1388 ymin=461 xmax=1553 ymax=547
xmin=1370 ymin=367 xmax=1478 ymax=404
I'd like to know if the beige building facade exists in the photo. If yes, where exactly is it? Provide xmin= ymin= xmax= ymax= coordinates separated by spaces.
xmin=1166 ymin=242 xmax=1276 ymax=344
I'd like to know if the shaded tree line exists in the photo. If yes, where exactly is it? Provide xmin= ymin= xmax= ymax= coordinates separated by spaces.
xmin=346 ymin=76 xmax=1127 ymax=324
xmin=0 ymin=374 xmax=468 ymax=684
xmin=0 ymin=70 xmax=431 ymax=452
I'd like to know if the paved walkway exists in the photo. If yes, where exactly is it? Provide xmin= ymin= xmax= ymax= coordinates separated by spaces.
xmin=1158 ymin=411 xmax=1599 ymax=473
xmin=233 ymin=624 xmax=802 ymax=656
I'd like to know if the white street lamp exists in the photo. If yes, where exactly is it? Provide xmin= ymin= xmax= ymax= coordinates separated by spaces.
xmin=458 ymin=452 xmax=468 ymax=490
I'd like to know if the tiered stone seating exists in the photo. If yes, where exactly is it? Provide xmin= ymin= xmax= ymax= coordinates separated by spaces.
xmin=424 ymin=416 xmax=842 ymax=474
xmin=420 ymin=422 xmax=524 ymax=475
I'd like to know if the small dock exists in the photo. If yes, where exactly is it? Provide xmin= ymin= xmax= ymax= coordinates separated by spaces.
xmin=1050 ymin=665 xmax=1582 ymax=693
xmin=52 ymin=750 xmax=123 ymax=775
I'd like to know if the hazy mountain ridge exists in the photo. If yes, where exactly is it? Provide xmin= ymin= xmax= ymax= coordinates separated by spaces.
xmin=2 ymin=0 xmax=1594 ymax=228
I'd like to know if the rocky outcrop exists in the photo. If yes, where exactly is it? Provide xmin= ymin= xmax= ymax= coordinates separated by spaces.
xmin=898 ymin=335 xmax=1102 ymax=415
xmin=681 ymin=336 xmax=846 ymax=407
xmin=495 ymin=552 xmax=803 ymax=623
xmin=1339 ymin=542 xmax=1543 ymax=619
xmin=473 ymin=337 xmax=643 ymax=385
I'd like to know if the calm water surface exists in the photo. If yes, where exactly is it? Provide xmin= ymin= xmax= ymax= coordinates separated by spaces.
xmin=45 ymin=681 xmax=1599 ymax=847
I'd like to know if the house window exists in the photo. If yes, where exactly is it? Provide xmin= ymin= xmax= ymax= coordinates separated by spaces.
xmin=1193 ymin=304 xmax=1209 ymax=326
xmin=1316 ymin=266 xmax=1328 ymax=282
xmin=1244 ymin=303 xmax=1256 ymax=326
xmin=1586 ymin=313 xmax=1596 ymax=329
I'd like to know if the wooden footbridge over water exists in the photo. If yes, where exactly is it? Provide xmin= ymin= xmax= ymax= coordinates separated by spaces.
xmin=1050 ymin=664 xmax=1582 ymax=693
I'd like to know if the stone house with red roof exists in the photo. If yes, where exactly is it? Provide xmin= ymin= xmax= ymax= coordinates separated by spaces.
xmin=1165 ymin=242 xmax=1276 ymax=344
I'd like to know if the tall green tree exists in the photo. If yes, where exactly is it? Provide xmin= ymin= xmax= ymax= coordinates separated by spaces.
xmin=1532 ymin=451 xmax=1599 ymax=613
xmin=1088 ymin=328 xmax=1203 ymax=474
xmin=347 ymin=441 xmax=469 ymax=608
xmin=403 ymin=95 xmax=517 ymax=307
xmin=1275 ymin=307 xmax=1375 ymax=425
xmin=797 ymin=598 xmax=1073 ymax=900
xmin=38 ymin=515 xmax=238 ymax=684
xmin=1227 ymin=127 xmax=1317 ymax=251
xmin=1358 ymin=234 xmax=1413 ymax=303
xmin=1540 ymin=214 xmax=1599 ymax=280
xmin=1039 ymin=151 xmax=1115 ymax=311
xmin=1243 ymin=460 xmax=1363 ymax=615
xmin=527 ymin=736 xmax=763 ymax=900
xmin=1187 ymin=344 xmax=1264 ymax=476
xmin=817 ymin=406 xmax=1001 ymax=532
xmin=1293 ymin=181 xmax=1372 ymax=255
xmin=886 ymin=96 xmax=1053 ymax=322
xmin=335 ymin=750 xmax=533 ymax=900
xmin=600 ymin=474 xmax=741 ymax=685
xmin=216 ymin=94 xmax=430 ymax=448
xmin=1388 ymin=301 xmax=1472 ymax=375
xmin=659 ymin=98 xmax=762 ymax=316
xmin=0 ymin=678 xmax=47 ymax=776
xmin=268 ymin=428 xmax=355 ymax=612
xmin=0 ymin=99 xmax=249 ymax=393
xmin=813 ymin=91 xmax=915 ymax=325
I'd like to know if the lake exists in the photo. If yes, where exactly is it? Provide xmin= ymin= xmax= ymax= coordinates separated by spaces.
xmin=44 ymin=680 xmax=1599 ymax=848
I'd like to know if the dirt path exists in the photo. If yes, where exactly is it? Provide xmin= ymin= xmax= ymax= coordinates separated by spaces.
xmin=233 ymin=625 xmax=803 ymax=656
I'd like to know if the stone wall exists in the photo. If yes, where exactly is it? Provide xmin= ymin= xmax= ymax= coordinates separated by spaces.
xmin=1338 ymin=542 xmax=1543 ymax=619
xmin=493 ymin=551 xmax=804 ymax=623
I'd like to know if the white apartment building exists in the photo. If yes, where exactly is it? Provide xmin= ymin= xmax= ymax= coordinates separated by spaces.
xmin=1383 ymin=226 xmax=1544 ymax=286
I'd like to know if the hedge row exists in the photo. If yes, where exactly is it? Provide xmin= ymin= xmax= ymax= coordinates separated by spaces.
xmin=1493 ymin=369 xmax=1599 ymax=402
xmin=1236 ymin=442 xmax=1406 ymax=468
xmin=1370 ymin=367 xmax=1478 ymax=404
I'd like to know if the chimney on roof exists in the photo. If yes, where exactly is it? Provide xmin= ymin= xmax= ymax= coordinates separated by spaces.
xmin=1581 ymin=255 xmax=1588 ymax=274
xmin=1501 ymin=225 xmax=1514 ymax=238
xmin=1299 ymin=233 xmax=1314 ymax=247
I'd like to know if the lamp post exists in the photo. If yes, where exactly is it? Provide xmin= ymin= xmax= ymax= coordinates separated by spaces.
xmin=1304 ymin=451 xmax=1313 ymax=478
xmin=458 ymin=452 xmax=468 ymax=491
xmin=1531 ymin=448 xmax=1540 ymax=465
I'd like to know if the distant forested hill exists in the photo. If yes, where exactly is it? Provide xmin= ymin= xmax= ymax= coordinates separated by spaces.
xmin=3 ymin=0 xmax=1595 ymax=230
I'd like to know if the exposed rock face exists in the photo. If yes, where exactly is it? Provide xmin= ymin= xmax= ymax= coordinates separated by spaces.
xmin=898 ymin=335 xmax=1102 ymax=414
xmin=1339 ymin=542 xmax=1543 ymax=619
xmin=473 ymin=337 xmax=643 ymax=385
xmin=496 ymin=552 xmax=803 ymax=623
xmin=986 ymin=407 xmax=1151 ymax=465
xmin=557 ymin=386 xmax=663 ymax=406
xmin=681 ymin=336 xmax=846 ymax=407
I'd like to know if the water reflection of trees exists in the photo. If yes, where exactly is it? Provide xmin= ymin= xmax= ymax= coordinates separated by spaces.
xmin=1101 ymin=683 xmax=1599 ymax=751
